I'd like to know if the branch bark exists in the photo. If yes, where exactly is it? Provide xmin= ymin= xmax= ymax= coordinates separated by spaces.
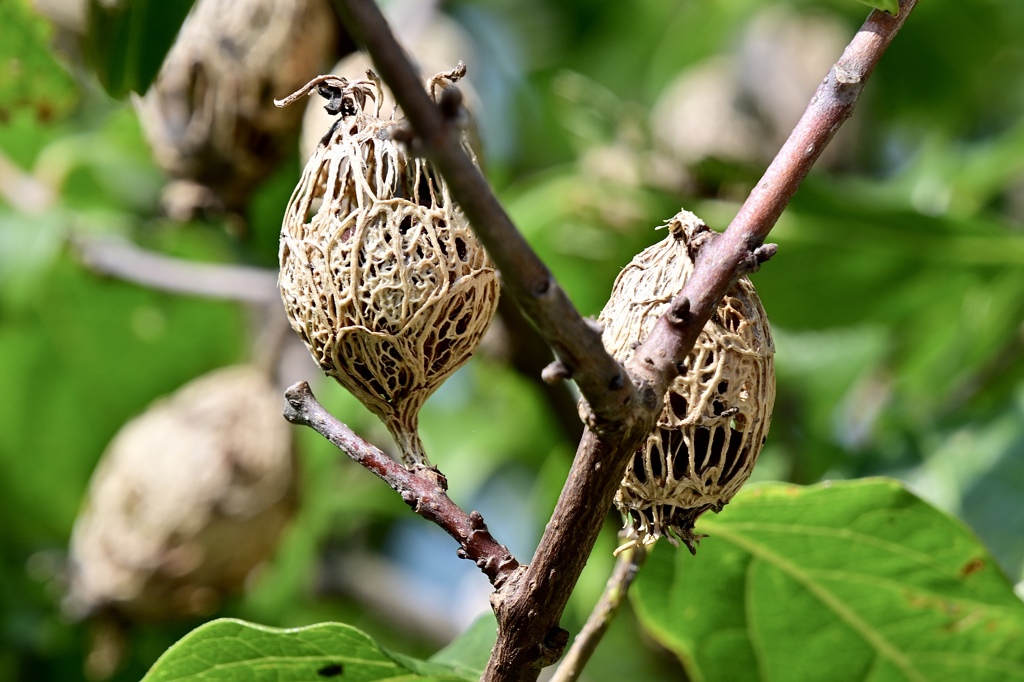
xmin=325 ymin=1 xmax=918 ymax=680
xmin=496 ymin=292 xmax=585 ymax=445
xmin=549 ymin=545 xmax=647 ymax=682
xmin=330 ymin=0 xmax=639 ymax=437
xmin=283 ymin=381 xmax=521 ymax=588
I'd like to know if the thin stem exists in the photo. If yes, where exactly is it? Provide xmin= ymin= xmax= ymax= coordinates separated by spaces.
xmin=283 ymin=381 xmax=521 ymax=588
xmin=72 ymin=234 xmax=279 ymax=304
xmin=550 ymin=544 xmax=648 ymax=682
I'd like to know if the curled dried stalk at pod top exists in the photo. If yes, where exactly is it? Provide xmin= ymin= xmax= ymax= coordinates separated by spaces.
xmin=298 ymin=10 xmax=482 ymax=161
xmin=276 ymin=66 xmax=499 ymax=476
xmin=597 ymin=210 xmax=775 ymax=554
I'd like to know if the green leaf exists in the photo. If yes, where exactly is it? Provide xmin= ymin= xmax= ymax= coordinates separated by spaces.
xmin=854 ymin=0 xmax=899 ymax=14
xmin=0 ymin=0 xmax=77 ymax=122
xmin=429 ymin=612 xmax=497 ymax=678
xmin=633 ymin=479 xmax=1024 ymax=682
xmin=142 ymin=618 xmax=474 ymax=682
xmin=84 ymin=0 xmax=195 ymax=98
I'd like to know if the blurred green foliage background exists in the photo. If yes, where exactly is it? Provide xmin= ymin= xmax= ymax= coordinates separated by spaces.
xmin=2 ymin=0 xmax=1024 ymax=680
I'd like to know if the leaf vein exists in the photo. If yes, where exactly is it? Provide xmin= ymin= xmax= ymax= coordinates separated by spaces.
xmin=710 ymin=524 xmax=929 ymax=682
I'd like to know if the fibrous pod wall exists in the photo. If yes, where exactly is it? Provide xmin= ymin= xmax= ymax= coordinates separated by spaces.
xmin=278 ymin=70 xmax=499 ymax=473
xmin=598 ymin=210 xmax=775 ymax=553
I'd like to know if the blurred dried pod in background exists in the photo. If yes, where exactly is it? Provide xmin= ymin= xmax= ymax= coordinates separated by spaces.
xmin=32 ymin=0 xmax=86 ymax=34
xmin=651 ymin=57 xmax=764 ymax=168
xmin=651 ymin=6 xmax=854 ymax=177
xmin=64 ymin=364 xmax=297 ymax=632
xmin=596 ymin=211 xmax=775 ymax=553
xmin=134 ymin=0 xmax=339 ymax=221
xmin=279 ymin=70 xmax=499 ymax=472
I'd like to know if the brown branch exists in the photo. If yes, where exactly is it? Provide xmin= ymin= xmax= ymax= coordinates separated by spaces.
xmin=326 ymin=1 xmax=917 ymax=680
xmin=72 ymin=234 xmax=280 ymax=304
xmin=283 ymin=381 xmax=521 ymax=588
xmin=496 ymin=292 xmax=584 ymax=445
xmin=330 ymin=0 xmax=640 ymax=437
xmin=487 ymin=5 xmax=917 ymax=679
xmin=645 ymin=3 xmax=918 ymax=374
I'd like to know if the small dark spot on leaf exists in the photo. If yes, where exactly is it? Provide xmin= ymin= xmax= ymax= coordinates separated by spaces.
xmin=960 ymin=558 xmax=984 ymax=578
xmin=318 ymin=662 xmax=344 ymax=677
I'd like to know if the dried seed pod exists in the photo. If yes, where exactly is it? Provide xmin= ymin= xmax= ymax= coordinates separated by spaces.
xmin=599 ymin=210 xmax=775 ymax=553
xmin=134 ymin=0 xmax=338 ymax=218
xmin=278 ymin=70 xmax=499 ymax=471
xmin=651 ymin=7 xmax=854 ymax=172
xmin=64 ymin=365 xmax=297 ymax=624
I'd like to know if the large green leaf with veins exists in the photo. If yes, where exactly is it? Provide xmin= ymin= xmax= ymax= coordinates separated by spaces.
xmin=633 ymin=479 xmax=1024 ymax=682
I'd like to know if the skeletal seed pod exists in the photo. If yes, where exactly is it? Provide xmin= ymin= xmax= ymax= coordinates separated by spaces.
xmin=277 ymin=68 xmax=499 ymax=473
xmin=64 ymin=365 xmax=297 ymax=625
xmin=599 ymin=210 xmax=775 ymax=554
xmin=134 ymin=0 xmax=337 ymax=218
